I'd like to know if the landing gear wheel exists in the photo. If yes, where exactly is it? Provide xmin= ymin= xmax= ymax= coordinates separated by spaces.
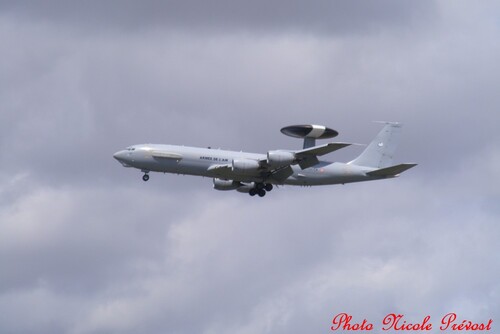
xmin=142 ymin=174 xmax=150 ymax=182
xmin=256 ymin=183 xmax=265 ymax=190
xmin=257 ymin=189 xmax=266 ymax=197
xmin=264 ymin=183 xmax=273 ymax=192
xmin=249 ymin=188 xmax=257 ymax=196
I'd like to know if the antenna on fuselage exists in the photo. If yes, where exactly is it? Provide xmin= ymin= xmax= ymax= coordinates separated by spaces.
xmin=280 ymin=124 xmax=338 ymax=148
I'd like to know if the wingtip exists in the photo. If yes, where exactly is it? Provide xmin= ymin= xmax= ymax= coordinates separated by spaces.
xmin=373 ymin=121 xmax=403 ymax=127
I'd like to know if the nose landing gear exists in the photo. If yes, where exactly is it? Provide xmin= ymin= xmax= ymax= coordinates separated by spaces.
xmin=142 ymin=173 xmax=150 ymax=182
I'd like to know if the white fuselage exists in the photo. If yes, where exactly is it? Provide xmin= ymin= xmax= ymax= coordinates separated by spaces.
xmin=113 ymin=144 xmax=385 ymax=186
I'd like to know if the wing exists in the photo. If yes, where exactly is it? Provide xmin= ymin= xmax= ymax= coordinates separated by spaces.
xmin=294 ymin=142 xmax=352 ymax=169
xmin=207 ymin=142 xmax=354 ymax=182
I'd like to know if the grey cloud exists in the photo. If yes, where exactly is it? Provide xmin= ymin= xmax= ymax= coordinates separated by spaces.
xmin=0 ymin=184 xmax=186 ymax=293
xmin=0 ymin=1 xmax=499 ymax=333
xmin=2 ymin=178 xmax=495 ymax=333
xmin=1 ymin=0 xmax=436 ymax=35
xmin=2 ymin=28 xmax=497 ymax=186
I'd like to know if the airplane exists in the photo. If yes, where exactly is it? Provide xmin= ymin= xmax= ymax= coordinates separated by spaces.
xmin=113 ymin=122 xmax=417 ymax=197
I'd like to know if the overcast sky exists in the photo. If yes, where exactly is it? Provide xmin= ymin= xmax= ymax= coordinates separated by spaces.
xmin=0 ymin=1 xmax=499 ymax=333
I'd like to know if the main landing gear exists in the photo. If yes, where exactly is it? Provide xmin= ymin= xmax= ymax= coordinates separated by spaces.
xmin=142 ymin=173 xmax=150 ymax=182
xmin=249 ymin=183 xmax=273 ymax=197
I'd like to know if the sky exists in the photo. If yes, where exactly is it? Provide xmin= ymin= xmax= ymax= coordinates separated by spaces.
xmin=0 ymin=1 xmax=499 ymax=333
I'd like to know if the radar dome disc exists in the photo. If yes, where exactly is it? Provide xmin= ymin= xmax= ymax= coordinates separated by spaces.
xmin=280 ymin=124 xmax=338 ymax=139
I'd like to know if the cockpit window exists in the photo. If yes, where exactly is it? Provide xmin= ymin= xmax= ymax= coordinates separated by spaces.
xmin=126 ymin=147 xmax=136 ymax=151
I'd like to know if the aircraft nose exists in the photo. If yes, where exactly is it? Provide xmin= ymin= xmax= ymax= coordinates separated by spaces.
xmin=113 ymin=150 xmax=131 ymax=167
xmin=113 ymin=150 xmax=124 ymax=161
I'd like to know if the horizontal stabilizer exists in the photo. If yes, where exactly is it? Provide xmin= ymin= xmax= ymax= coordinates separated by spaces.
xmin=295 ymin=142 xmax=353 ymax=158
xmin=366 ymin=163 xmax=418 ymax=177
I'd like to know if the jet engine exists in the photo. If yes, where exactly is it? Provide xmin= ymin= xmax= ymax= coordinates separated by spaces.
xmin=232 ymin=159 xmax=260 ymax=175
xmin=267 ymin=150 xmax=295 ymax=167
xmin=213 ymin=178 xmax=240 ymax=191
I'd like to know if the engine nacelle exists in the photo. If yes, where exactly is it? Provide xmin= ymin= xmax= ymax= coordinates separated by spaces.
xmin=213 ymin=178 xmax=240 ymax=191
xmin=267 ymin=150 xmax=295 ymax=167
xmin=232 ymin=159 xmax=260 ymax=175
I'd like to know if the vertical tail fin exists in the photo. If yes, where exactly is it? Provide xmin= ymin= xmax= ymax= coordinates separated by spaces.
xmin=349 ymin=122 xmax=402 ymax=168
